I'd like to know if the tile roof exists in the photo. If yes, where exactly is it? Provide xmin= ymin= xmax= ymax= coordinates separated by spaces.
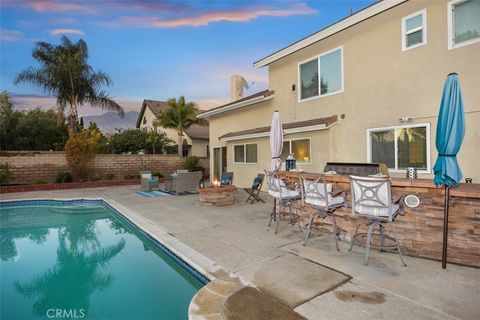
xmin=219 ymin=115 xmax=338 ymax=140
xmin=185 ymin=124 xmax=209 ymax=140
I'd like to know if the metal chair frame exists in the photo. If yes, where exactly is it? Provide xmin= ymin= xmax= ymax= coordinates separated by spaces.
xmin=349 ymin=175 xmax=407 ymax=266
xmin=265 ymin=171 xmax=302 ymax=234
xmin=301 ymin=175 xmax=346 ymax=250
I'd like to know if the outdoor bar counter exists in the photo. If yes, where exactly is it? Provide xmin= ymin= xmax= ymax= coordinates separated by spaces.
xmin=280 ymin=171 xmax=480 ymax=267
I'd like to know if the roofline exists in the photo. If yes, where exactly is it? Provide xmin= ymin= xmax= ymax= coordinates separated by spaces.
xmin=253 ymin=0 xmax=407 ymax=68
xmin=197 ymin=92 xmax=274 ymax=119
xmin=219 ymin=121 xmax=337 ymax=142
xmin=135 ymin=100 xmax=148 ymax=128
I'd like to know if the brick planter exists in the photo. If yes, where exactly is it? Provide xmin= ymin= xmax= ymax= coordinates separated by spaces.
xmin=196 ymin=185 xmax=237 ymax=206
xmin=0 ymin=179 xmax=149 ymax=194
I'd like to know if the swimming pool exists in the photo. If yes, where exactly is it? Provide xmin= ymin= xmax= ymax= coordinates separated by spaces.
xmin=0 ymin=199 xmax=207 ymax=320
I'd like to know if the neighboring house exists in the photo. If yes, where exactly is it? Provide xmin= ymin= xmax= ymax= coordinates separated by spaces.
xmin=198 ymin=0 xmax=480 ymax=187
xmin=136 ymin=99 xmax=209 ymax=157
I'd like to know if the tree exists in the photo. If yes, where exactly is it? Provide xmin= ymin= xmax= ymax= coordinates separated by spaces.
xmin=14 ymin=35 xmax=123 ymax=134
xmin=1 ymin=93 xmax=68 ymax=151
xmin=157 ymin=96 xmax=204 ymax=156
xmin=0 ymin=91 xmax=18 ymax=149
xmin=107 ymin=128 xmax=172 ymax=154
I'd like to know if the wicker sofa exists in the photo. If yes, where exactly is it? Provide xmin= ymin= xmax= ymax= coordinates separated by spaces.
xmin=165 ymin=171 xmax=202 ymax=195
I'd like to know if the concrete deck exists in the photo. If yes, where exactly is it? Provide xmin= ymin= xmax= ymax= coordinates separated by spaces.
xmin=2 ymin=185 xmax=479 ymax=320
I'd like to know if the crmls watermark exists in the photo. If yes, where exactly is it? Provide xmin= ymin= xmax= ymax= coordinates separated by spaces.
xmin=46 ymin=309 xmax=85 ymax=319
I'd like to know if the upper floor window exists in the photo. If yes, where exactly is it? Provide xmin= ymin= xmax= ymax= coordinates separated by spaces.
xmin=299 ymin=47 xmax=343 ymax=101
xmin=281 ymin=138 xmax=311 ymax=163
xmin=402 ymin=9 xmax=427 ymax=51
xmin=233 ymin=143 xmax=257 ymax=163
xmin=367 ymin=123 xmax=430 ymax=173
xmin=448 ymin=0 xmax=480 ymax=49
xmin=142 ymin=116 xmax=147 ymax=125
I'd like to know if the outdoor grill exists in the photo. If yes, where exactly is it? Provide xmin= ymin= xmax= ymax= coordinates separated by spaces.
xmin=323 ymin=162 xmax=388 ymax=177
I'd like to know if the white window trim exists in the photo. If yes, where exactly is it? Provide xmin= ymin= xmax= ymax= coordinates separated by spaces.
xmin=297 ymin=46 xmax=344 ymax=103
xmin=448 ymin=0 xmax=480 ymax=50
xmin=283 ymin=138 xmax=312 ymax=164
xmin=401 ymin=9 xmax=427 ymax=51
xmin=366 ymin=123 xmax=431 ymax=174
xmin=232 ymin=143 xmax=258 ymax=164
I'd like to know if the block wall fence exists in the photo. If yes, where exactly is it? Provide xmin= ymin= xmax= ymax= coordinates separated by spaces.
xmin=0 ymin=151 xmax=209 ymax=184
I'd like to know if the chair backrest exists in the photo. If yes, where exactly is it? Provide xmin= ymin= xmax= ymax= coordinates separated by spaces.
xmin=252 ymin=173 xmax=265 ymax=190
xmin=264 ymin=170 xmax=287 ymax=199
xmin=221 ymin=172 xmax=233 ymax=185
xmin=300 ymin=175 xmax=332 ymax=209
xmin=349 ymin=175 xmax=394 ymax=220
xmin=140 ymin=171 xmax=152 ymax=180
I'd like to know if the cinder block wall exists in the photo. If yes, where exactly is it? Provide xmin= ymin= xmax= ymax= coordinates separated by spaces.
xmin=0 ymin=152 xmax=209 ymax=184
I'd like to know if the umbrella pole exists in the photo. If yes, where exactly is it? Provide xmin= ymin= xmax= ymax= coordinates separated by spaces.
xmin=442 ymin=185 xmax=450 ymax=269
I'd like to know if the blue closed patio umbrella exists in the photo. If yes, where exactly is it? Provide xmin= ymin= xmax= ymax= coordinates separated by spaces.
xmin=433 ymin=72 xmax=465 ymax=269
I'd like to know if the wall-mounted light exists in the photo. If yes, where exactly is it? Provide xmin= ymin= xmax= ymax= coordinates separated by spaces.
xmin=292 ymin=84 xmax=296 ymax=91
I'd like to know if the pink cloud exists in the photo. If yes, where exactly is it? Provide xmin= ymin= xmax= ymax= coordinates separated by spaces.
xmin=50 ymin=28 xmax=85 ymax=35
xmin=27 ymin=1 xmax=96 ymax=14
xmin=108 ymin=3 xmax=316 ymax=28
xmin=0 ymin=28 xmax=24 ymax=41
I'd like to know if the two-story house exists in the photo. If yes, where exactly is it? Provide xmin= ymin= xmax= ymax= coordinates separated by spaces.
xmin=198 ymin=0 xmax=479 ymax=188
xmin=136 ymin=99 xmax=209 ymax=157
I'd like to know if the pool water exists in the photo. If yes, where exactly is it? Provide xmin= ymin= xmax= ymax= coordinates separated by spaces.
xmin=0 ymin=201 xmax=205 ymax=319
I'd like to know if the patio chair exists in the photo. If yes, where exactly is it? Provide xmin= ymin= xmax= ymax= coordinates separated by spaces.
xmin=265 ymin=170 xmax=302 ymax=234
xmin=301 ymin=174 xmax=346 ymax=250
xmin=243 ymin=173 xmax=265 ymax=204
xmin=349 ymin=175 xmax=407 ymax=266
xmin=221 ymin=171 xmax=234 ymax=185
xmin=140 ymin=171 xmax=159 ymax=191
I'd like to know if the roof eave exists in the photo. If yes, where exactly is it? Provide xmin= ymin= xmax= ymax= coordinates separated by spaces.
xmin=197 ymin=93 xmax=274 ymax=119
xmin=219 ymin=121 xmax=337 ymax=142
xmin=253 ymin=0 xmax=407 ymax=68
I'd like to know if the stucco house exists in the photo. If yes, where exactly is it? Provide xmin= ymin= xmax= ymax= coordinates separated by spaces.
xmin=136 ymin=99 xmax=209 ymax=157
xmin=198 ymin=0 xmax=480 ymax=188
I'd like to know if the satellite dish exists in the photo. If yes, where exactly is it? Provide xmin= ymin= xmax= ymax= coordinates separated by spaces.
xmin=242 ymin=77 xmax=254 ymax=90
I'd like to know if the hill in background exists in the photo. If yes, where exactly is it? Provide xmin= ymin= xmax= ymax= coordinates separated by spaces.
xmin=83 ymin=111 xmax=139 ymax=134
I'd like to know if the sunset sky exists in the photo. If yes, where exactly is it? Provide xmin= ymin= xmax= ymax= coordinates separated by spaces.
xmin=1 ymin=0 xmax=374 ymax=115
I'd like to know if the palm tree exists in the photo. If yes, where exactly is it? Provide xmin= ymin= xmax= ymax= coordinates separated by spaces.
xmin=157 ymin=96 xmax=203 ymax=156
xmin=14 ymin=35 xmax=123 ymax=134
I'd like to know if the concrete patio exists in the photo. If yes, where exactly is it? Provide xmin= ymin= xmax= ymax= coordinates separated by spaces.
xmin=2 ymin=185 xmax=479 ymax=320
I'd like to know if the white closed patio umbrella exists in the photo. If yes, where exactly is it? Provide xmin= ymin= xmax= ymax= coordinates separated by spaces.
xmin=270 ymin=111 xmax=283 ymax=171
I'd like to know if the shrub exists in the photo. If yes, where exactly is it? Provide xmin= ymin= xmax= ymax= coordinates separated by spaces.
xmin=88 ymin=173 xmax=102 ymax=182
xmin=105 ymin=173 xmax=115 ymax=180
xmin=124 ymin=174 xmax=136 ymax=180
xmin=56 ymin=171 xmax=73 ymax=183
xmin=0 ymin=163 xmax=13 ymax=185
xmin=65 ymin=128 xmax=101 ymax=178
xmin=184 ymin=156 xmax=199 ymax=171
xmin=33 ymin=178 xmax=47 ymax=184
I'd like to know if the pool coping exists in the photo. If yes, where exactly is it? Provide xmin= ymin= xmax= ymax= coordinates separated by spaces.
xmin=0 ymin=197 xmax=252 ymax=319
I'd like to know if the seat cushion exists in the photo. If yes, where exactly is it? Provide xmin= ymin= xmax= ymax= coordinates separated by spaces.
xmin=305 ymin=196 xmax=345 ymax=208
xmin=141 ymin=173 xmax=152 ymax=179
xmin=354 ymin=204 xmax=399 ymax=218
xmin=268 ymin=189 xmax=299 ymax=199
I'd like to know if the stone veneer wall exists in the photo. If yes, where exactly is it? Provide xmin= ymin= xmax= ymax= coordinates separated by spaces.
xmin=1 ymin=151 xmax=209 ymax=184
xmin=283 ymin=172 xmax=480 ymax=267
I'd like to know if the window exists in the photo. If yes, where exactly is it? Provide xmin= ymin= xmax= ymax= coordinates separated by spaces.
xmin=233 ymin=143 xmax=257 ymax=163
xmin=448 ymin=0 xmax=480 ymax=49
xmin=281 ymin=139 xmax=311 ymax=163
xmin=402 ymin=9 xmax=427 ymax=51
xmin=299 ymin=47 xmax=343 ymax=101
xmin=367 ymin=124 xmax=430 ymax=172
